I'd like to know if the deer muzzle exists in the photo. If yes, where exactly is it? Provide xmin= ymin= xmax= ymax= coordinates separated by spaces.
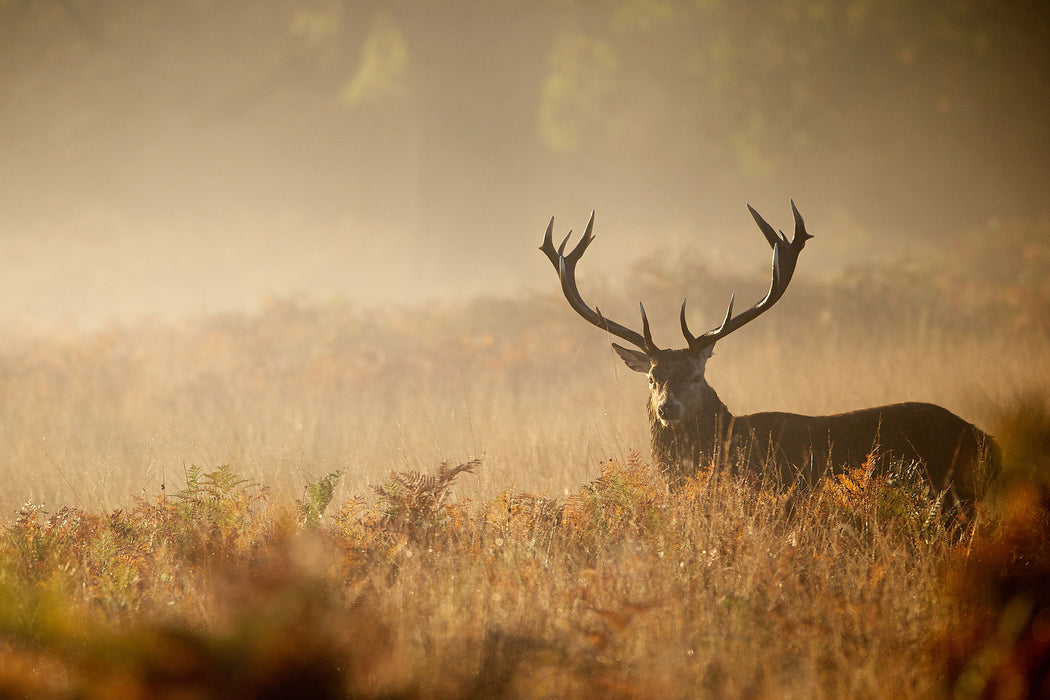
xmin=655 ymin=396 xmax=685 ymax=427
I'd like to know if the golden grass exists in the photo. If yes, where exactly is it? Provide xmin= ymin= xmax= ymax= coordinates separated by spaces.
xmin=0 ymin=449 xmax=1046 ymax=698
xmin=0 ymin=276 xmax=1046 ymax=517
xmin=0 ymin=226 xmax=1048 ymax=696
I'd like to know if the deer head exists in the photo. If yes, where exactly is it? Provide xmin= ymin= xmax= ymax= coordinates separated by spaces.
xmin=540 ymin=203 xmax=812 ymax=432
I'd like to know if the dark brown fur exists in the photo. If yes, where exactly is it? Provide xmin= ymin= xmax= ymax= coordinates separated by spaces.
xmin=640 ymin=349 xmax=1000 ymax=501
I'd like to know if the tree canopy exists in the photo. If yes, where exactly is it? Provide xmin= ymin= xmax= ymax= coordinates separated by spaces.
xmin=0 ymin=0 xmax=1047 ymax=302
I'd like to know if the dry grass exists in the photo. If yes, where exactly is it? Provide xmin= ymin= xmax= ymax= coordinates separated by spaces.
xmin=1 ymin=259 xmax=1046 ymax=517
xmin=0 ymin=219 xmax=1048 ymax=696
xmin=0 ymin=448 xmax=1046 ymax=698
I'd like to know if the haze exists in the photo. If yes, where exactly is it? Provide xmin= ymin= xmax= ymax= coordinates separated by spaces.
xmin=2 ymin=1 xmax=1048 ymax=330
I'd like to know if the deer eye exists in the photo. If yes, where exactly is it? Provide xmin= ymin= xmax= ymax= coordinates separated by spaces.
xmin=690 ymin=374 xmax=702 ymax=385
xmin=648 ymin=375 xmax=656 ymax=387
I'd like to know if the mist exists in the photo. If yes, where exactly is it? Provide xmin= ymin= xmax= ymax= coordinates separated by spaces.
xmin=1 ymin=1 xmax=1048 ymax=330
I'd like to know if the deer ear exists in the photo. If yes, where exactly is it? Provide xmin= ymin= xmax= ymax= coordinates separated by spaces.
xmin=612 ymin=343 xmax=651 ymax=373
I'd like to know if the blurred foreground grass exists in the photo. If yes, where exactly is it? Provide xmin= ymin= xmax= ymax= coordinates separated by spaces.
xmin=0 ymin=423 xmax=1048 ymax=698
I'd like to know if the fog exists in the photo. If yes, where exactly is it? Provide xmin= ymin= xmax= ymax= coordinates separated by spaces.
xmin=1 ymin=1 xmax=1048 ymax=330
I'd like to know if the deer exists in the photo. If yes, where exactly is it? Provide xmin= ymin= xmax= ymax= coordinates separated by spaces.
xmin=540 ymin=202 xmax=1000 ymax=503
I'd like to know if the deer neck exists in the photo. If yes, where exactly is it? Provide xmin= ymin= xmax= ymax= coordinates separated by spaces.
xmin=648 ymin=382 xmax=733 ymax=482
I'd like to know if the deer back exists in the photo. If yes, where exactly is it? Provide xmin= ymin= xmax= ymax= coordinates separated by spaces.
xmin=734 ymin=402 xmax=1000 ymax=501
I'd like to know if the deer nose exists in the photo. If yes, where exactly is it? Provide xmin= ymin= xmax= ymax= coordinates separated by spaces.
xmin=657 ymin=402 xmax=683 ymax=421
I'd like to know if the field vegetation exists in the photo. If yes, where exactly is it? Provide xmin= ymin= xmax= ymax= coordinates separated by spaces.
xmin=0 ymin=218 xmax=1049 ymax=697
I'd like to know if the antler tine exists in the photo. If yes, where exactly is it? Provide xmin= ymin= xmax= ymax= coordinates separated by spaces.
xmin=772 ymin=200 xmax=812 ymax=293
xmin=791 ymin=200 xmax=811 ymax=240
xmin=682 ymin=294 xmax=738 ymax=346
xmin=640 ymin=303 xmax=659 ymax=355
xmin=565 ymin=211 xmax=596 ymax=262
xmin=557 ymin=231 xmax=572 ymax=256
xmin=540 ymin=218 xmax=559 ymax=272
xmin=540 ymin=213 xmax=656 ymax=353
xmin=541 ymin=212 xmax=598 ymax=271
xmin=747 ymin=203 xmax=787 ymax=250
xmin=717 ymin=294 xmax=737 ymax=334
xmin=680 ymin=299 xmax=695 ymax=345
xmin=688 ymin=203 xmax=810 ymax=351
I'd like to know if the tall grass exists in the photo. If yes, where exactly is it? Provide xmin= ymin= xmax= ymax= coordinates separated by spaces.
xmin=0 ymin=440 xmax=1047 ymax=698
xmin=0 ymin=234 xmax=1047 ymax=516
xmin=0 ymin=218 xmax=1047 ymax=696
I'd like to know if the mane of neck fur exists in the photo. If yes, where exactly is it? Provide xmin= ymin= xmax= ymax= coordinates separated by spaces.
xmin=649 ymin=383 xmax=734 ymax=483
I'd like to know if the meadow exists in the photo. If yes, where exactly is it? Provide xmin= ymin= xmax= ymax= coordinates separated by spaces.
xmin=0 ymin=218 xmax=1048 ymax=697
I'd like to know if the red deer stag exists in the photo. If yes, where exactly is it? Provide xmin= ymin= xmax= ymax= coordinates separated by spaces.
xmin=540 ymin=203 xmax=1000 ymax=502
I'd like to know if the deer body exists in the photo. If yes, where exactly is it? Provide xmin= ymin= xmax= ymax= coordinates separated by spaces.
xmin=542 ymin=203 xmax=1000 ymax=502
xmin=651 ymin=391 xmax=994 ymax=501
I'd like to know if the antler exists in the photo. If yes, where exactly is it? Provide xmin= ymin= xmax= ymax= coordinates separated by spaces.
xmin=681 ymin=201 xmax=812 ymax=351
xmin=540 ymin=212 xmax=660 ymax=354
